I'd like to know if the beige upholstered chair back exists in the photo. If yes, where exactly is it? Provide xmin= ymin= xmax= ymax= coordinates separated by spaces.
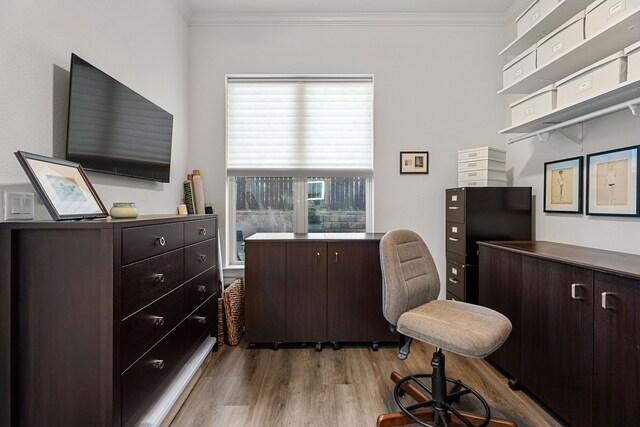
xmin=379 ymin=229 xmax=441 ymax=326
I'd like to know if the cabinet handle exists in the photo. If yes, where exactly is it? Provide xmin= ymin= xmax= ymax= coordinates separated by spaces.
xmin=152 ymin=316 xmax=165 ymax=326
xmin=448 ymin=278 xmax=459 ymax=284
xmin=198 ymin=254 xmax=207 ymax=262
xmin=156 ymin=236 xmax=166 ymax=246
xmin=448 ymin=206 xmax=459 ymax=210
xmin=317 ymin=252 xmax=321 ymax=261
xmin=153 ymin=273 xmax=165 ymax=284
xmin=334 ymin=252 xmax=339 ymax=263
xmin=197 ymin=285 xmax=207 ymax=293
xmin=601 ymin=292 xmax=614 ymax=310
xmin=195 ymin=316 xmax=207 ymax=324
xmin=199 ymin=227 xmax=207 ymax=236
xmin=571 ymin=283 xmax=584 ymax=300
xmin=448 ymin=237 xmax=459 ymax=242
xmin=152 ymin=360 xmax=165 ymax=370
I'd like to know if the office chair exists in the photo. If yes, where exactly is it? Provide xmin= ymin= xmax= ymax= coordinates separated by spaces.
xmin=377 ymin=229 xmax=517 ymax=427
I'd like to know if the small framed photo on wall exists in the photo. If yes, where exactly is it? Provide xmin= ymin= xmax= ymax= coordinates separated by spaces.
xmin=544 ymin=156 xmax=583 ymax=213
xmin=586 ymin=145 xmax=639 ymax=217
xmin=400 ymin=151 xmax=429 ymax=174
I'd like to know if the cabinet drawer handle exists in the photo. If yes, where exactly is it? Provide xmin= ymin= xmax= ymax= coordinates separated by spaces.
xmin=448 ymin=206 xmax=459 ymax=210
xmin=199 ymin=227 xmax=207 ymax=236
xmin=601 ymin=292 xmax=614 ymax=310
xmin=334 ymin=252 xmax=339 ymax=263
xmin=197 ymin=285 xmax=207 ymax=293
xmin=156 ymin=236 xmax=166 ymax=246
xmin=152 ymin=316 xmax=165 ymax=326
xmin=153 ymin=273 xmax=165 ymax=284
xmin=571 ymin=283 xmax=583 ymax=300
xmin=448 ymin=237 xmax=459 ymax=242
xmin=152 ymin=360 xmax=165 ymax=370
xmin=198 ymin=254 xmax=207 ymax=262
xmin=448 ymin=278 xmax=459 ymax=284
xmin=195 ymin=316 xmax=207 ymax=324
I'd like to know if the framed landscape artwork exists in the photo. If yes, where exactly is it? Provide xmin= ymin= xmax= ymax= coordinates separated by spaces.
xmin=544 ymin=156 xmax=583 ymax=213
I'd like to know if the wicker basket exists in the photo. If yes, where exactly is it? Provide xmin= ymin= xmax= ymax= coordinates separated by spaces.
xmin=222 ymin=278 xmax=245 ymax=346
xmin=217 ymin=297 xmax=225 ymax=346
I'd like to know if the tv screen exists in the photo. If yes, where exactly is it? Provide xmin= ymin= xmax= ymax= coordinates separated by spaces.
xmin=65 ymin=54 xmax=173 ymax=183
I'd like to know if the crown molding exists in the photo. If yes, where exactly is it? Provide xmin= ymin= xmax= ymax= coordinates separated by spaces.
xmin=189 ymin=12 xmax=507 ymax=27
xmin=170 ymin=0 xmax=193 ymax=23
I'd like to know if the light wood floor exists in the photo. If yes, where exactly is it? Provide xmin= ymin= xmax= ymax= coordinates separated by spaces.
xmin=171 ymin=341 xmax=564 ymax=427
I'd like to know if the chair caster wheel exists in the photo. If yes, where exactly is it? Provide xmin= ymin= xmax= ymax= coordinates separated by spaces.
xmin=397 ymin=352 xmax=408 ymax=360
xmin=272 ymin=342 xmax=280 ymax=351
xmin=508 ymin=378 xmax=521 ymax=391
xmin=332 ymin=342 xmax=340 ymax=350
xmin=248 ymin=343 xmax=256 ymax=349
xmin=315 ymin=342 xmax=322 ymax=352
xmin=301 ymin=342 xmax=308 ymax=348
xmin=372 ymin=342 xmax=379 ymax=351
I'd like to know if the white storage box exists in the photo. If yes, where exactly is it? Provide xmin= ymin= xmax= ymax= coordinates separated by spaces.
xmin=585 ymin=0 xmax=640 ymax=38
xmin=537 ymin=11 xmax=585 ymax=67
xmin=516 ymin=0 xmax=563 ymax=37
xmin=458 ymin=170 xmax=508 ymax=182
xmin=457 ymin=179 xmax=508 ymax=188
xmin=457 ymin=159 xmax=506 ymax=172
xmin=625 ymin=40 xmax=640 ymax=82
xmin=457 ymin=147 xmax=506 ymax=163
xmin=510 ymin=85 xmax=557 ymax=126
xmin=556 ymin=51 xmax=627 ymax=108
xmin=503 ymin=46 xmax=537 ymax=88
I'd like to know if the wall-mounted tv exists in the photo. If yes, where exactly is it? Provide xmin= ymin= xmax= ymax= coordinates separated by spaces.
xmin=65 ymin=54 xmax=173 ymax=183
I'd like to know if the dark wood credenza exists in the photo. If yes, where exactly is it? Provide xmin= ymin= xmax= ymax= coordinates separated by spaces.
xmin=244 ymin=233 xmax=396 ymax=349
xmin=479 ymin=241 xmax=640 ymax=427
xmin=0 ymin=214 xmax=218 ymax=427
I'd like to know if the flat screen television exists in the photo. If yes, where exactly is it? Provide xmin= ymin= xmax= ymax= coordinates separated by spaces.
xmin=65 ymin=54 xmax=173 ymax=183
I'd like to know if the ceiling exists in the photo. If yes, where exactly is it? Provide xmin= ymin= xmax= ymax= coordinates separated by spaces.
xmin=185 ymin=0 xmax=517 ymax=15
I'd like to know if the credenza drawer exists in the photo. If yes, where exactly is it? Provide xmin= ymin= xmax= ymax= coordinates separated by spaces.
xmin=122 ymin=222 xmax=184 ymax=265
xmin=445 ymin=189 xmax=465 ymax=223
xmin=121 ymin=249 xmax=184 ymax=318
xmin=121 ymin=286 xmax=184 ymax=371
xmin=184 ymin=218 xmax=217 ymax=246
xmin=182 ymin=296 xmax=215 ymax=354
xmin=184 ymin=267 xmax=216 ymax=316
xmin=445 ymin=222 xmax=466 ymax=256
xmin=185 ymin=240 xmax=215 ymax=281
xmin=121 ymin=325 xmax=184 ymax=424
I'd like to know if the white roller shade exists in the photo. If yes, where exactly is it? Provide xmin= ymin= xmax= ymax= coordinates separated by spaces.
xmin=226 ymin=77 xmax=373 ymax=177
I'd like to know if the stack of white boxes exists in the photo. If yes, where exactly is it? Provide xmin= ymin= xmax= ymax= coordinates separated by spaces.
xmin=457 ymin=147 xmax=508 ymax=187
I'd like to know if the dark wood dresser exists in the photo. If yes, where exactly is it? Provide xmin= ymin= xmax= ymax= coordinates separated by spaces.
xmin=244 ymin=233 xmax=396 ymax=350
xmin=479 ymin=241 xmax=640 ymax=427
xmin=445 ymin=187 xmax=532 ymax=303
xmin=0 ymin=214 xmax=218 ymax=427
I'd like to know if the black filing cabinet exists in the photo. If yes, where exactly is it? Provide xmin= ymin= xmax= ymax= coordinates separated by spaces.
xmin=445 ymin=187 xmax=532 ymax=303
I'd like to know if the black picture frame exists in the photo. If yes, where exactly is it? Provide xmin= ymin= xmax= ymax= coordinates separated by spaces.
xmin=14 ymin=151 xmax=108 ymax=221
xmin=543 ymin=156 xmax=583 ymax=214
xmin=586 ymin=145 xmax=639 ymax=217
xmin=400 ymin=151 xmax=429 ymax=174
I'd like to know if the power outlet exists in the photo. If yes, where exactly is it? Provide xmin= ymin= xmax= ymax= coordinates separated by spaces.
xmin=4 ymin=192 xmax=35 ymax=220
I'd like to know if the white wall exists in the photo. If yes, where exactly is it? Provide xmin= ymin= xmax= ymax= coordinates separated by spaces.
xmin=189 ymin=21 xmax=507 ymax=292
xmin=0 ymin=0 xmax=189 ymax=215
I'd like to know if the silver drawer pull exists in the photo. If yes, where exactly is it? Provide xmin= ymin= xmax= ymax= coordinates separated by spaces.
xmin=197 ymin=285 xmax=207 ymax=293
xmin=153 ymin=273 xmax=165 ymax=284
xmin=152 ymin=360 xmax=165 ymax=370
xmin=199 ymin=228 xmax=207 ymax=236
xmin=335 ymin=252 xmax=339 ymax=263
xmin=198 ymin=254 xmax=207 ymax=262
xmin=448 ymin=278 xmax=459 ymax=284
xmin=195 ymin=316 xmax=207 ymax=324
xmin=156 ymin=236 xmax=166 ymax=246
xmin=448 ymin=206 xmax=459 ymax=210
xmin=448 ymin=237 xmax=459 ymax=242
xmin=571 ymin=283 xmax=583 ymax=300
xmin=601 ymin=292 xmax=614 ymax=310
xmin=152 ymin=316 xmax=165 ymax=326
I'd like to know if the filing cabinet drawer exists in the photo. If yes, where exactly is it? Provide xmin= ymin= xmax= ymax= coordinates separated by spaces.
xmin=446 ymin=260 xmax=466 ymax=300
xmin=185 ymin=240 xmax=216 ymax=280
xmin=445 ymin=189 xmax=465 ymax=223
xmin=445 ymin=222 xmax=466 ymax=256
xmin=182 ymin=296 xmax=215 ymax=354
xmin=121 ymin=286 xmax=185 ymax=371
xmin=121 ymin=249 xmax=184 ymax=318
xmin=121 ymin=325 xmax=184 ymax=424
xmin=122 ymin=222 xmax=184 ymax=265
xmin=184 ymin=267 xmax=216 ymax=316
xmin=184 ymin=217 xmax=217 ymax=246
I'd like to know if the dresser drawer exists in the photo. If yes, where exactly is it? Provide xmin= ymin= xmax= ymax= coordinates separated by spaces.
xmin=122 ymin=222 xmax=184 ymax=265
xmin=121 ymin=249 xmax=184 ymax=318
xmin=182 ymin=296 xmax=215 ymax=354
xmin=121 ymin=286 xmax=184 ymax=371
xmin=445 ymin=189 xmax=465 ymax=223
xmin=185 ymin=240 xmax=216 ymax=281
xmin=184 ymin=267 xmax=216 ymax=316
xmin=121 ymin=324 xmax=184 ymax=424
xmin=446 ymin=260 xmax=466 ymax=300
xmin=445 ymin=222 xmax=466 ymax=256
xmin=184 ymin=217 xmax=217 ymax=246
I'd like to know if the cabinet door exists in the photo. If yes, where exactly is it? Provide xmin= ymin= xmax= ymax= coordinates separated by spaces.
xmin=593 ymin=272 xmax=640 ymax=426
xmin=521 ymin=257 xmax=593 ymax=427
xmin=285 ymin=242 xmax=327 ymax=342
xmin=367 ymin=242 xmax=397 ymax=342
xmin=245 ymin=241 xmax=286 ymax=343
xmin=478 ymin=246 xmax=522 ymax=380
xmin=327 ymin=242 xmax=369 ymax=342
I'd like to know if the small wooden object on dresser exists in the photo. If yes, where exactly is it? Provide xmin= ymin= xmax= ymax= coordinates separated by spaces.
xmin=445 ymin=187 xmax=532 ymax=303
xmin=0 ymin=214 xmax=218 ymax=427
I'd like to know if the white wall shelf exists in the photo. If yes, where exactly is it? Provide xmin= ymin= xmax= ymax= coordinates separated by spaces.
xmin=498 ymin=7 xmax=640 ymax=95
xmin=500 ymin=0 xmax=591 ymax=57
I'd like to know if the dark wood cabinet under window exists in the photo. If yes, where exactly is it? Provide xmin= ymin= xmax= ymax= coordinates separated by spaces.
xmin=479 ymin=241 xmax=640 ymax=427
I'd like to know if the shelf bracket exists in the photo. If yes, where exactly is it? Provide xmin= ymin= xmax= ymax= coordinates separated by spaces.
xmin=536 ymin=132 xmax=552 ymax=143
xmin=557 ymin=123 xmax=584 ymax=151
xmin=629 ymin=103 xmax=640 ymax=117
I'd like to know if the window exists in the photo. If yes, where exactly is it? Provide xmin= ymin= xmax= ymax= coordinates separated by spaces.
xmin=226 ymin=76 xmax=374 ymax=265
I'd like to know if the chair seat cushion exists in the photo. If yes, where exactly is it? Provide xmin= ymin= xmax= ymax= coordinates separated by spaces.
xmin=397 ymin=300 xmax=512 ymax=358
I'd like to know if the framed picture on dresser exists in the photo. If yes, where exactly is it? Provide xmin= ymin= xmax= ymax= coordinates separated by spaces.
xmin=544 ymin=156 xmax=583 ymax=213
xmin=586 ymin=145 xmax=639 ymax=217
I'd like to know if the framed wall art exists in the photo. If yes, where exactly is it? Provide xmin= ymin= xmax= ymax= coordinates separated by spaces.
xmin=586 ymin=145 xmax=639 ymax=217
xmin=400 ymin=151 xmax=429 ymax=174
xmin=544 ymin=156 xmax=583 ymax=213
xmin=15 ymin=151 xmax=108 ymax=221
